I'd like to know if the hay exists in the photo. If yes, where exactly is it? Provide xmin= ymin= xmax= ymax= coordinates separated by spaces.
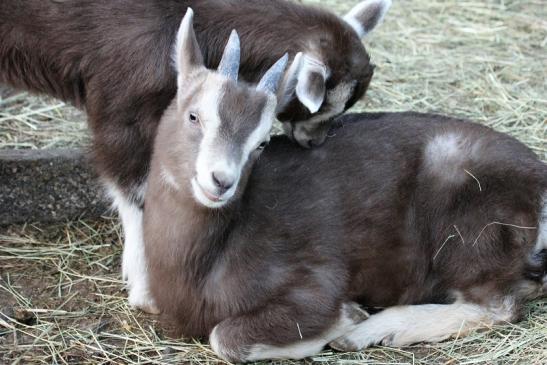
xmin=1 ymin=0 xmax=546 ymax=364
xmin=0 ymin=89 xmax=88 ymax=150
xmin=1 ymin=221 xmax=546 ymax=364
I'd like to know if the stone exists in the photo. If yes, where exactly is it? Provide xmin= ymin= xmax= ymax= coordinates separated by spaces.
xmin=0 ymin=149 xmax=110 ymax=225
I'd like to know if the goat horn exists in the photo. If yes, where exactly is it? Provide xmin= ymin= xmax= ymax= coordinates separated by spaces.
xmin=257 ymin=53 xmax=289 ymax=95
xmin=218 ymin=30 xmax=240 ymax=82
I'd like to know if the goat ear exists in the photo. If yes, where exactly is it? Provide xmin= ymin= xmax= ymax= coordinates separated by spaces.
xmin=217 ymin=30 xmax=240 ymax=82
xmin=256 ymin=53 xmax=289 ymax=95
xmin=295 ymin=55 xmax=327 ymax=114
xmin=344 ymin=0 xmax=392 ymax=38
xmin=175 ymin=8 xmax=204 ymax=78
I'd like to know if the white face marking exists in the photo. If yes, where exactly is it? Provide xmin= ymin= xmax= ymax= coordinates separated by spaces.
xmin=292 ymin=81 xmax=355 ymax=144
xmin=105 ymin=183 xmax=159 ymax=314
xmin=192 ymin=78 xmax=275 ymax=209
xmin=239 ymin=95 xmax=276 ymax=158
xmin=192 ymin=75 xmax=226 ymax=208
xmin=329 ymin=296 xmax=515 ymax=351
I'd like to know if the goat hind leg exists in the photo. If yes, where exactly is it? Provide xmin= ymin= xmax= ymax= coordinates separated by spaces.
xmin=330 ymin=297 xmax=517 ymax=351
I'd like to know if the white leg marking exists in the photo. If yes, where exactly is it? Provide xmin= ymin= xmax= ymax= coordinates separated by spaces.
xmin=215 ymin=303 xmax=365 ymax=362
xmin=107 ymin=184 xmax=159 ymax=314
xmin=330 ymin=298 xmax=515 ymax=351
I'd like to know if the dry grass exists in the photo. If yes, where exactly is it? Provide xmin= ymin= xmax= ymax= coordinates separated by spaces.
xmin=1 ymin=0 xmax=546 ymax=364
xmin=0 ymin=89 xmax=88 ymax=150
xmin=1 ymin=221 xmax=546 ymax=364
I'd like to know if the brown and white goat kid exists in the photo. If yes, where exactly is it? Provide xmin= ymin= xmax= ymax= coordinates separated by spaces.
xmin=144 ymin=12 xmax=547 ymax=363
xmin=0 ymin=0 xmax=391 ymax=312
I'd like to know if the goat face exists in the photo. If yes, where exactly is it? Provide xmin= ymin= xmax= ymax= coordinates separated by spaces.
xmin=164 ymin=9 xmax=287 ymax=209
xmin=277 ymin=0 xmax=391 ymax=148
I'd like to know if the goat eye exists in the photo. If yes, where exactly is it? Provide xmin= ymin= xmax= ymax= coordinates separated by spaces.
xmin=189 ymin=112 xmax=199 ymax=125
xmin=257 ymin=141 xmax=268 ymax=150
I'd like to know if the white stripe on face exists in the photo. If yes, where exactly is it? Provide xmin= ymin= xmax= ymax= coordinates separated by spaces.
xmin=238 ymin=95 xmax=276 ymax=165
xmin=193 ymin=75 xmax=225 ymax=208
xmin=192 ymin=76 xmax=276 ymax=209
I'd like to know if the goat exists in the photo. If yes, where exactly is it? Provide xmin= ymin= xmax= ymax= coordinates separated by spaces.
xmin=0 ymin=0 xmax=391 ymax=313
xmin=144 ymin=9 xmax=547 ymax=363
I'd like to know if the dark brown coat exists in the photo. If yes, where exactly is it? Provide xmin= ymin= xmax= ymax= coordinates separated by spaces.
xmin=144 ymin=111 xmax=547 ymax=361
xmin=0 ymin=0 xmax=375 ymax=201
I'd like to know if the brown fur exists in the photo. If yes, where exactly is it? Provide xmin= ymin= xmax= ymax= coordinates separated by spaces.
xmin=145 ymin=110 xmax=547 ymax=361
xmin=0 ymin=0 xmax=374 ymax=202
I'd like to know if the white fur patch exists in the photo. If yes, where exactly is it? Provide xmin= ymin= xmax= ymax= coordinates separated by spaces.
xmin=424 ymin=133 xmax=482 ymax=184
xmin=106 ymin=184 xmax=158 ymax=314
xmin=330 ymin=297 xmax=515 ymax=350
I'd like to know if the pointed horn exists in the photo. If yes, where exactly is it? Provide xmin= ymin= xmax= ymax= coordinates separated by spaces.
xmin=257 ymin=53 xmax=289 ymax=95
xmin=217 ymin=30 xmax=240 ymax=81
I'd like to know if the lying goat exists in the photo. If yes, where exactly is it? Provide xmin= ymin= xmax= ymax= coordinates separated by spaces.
xmin=0 ymin=0 xmax=391 ymax=312
xmin=144 ymin=9 xmax=547 ymax=363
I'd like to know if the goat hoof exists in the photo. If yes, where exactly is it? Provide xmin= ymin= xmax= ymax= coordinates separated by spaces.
xmin=128 ymin=291 xmax=161 ymax=314
xmin=343 ymin=302 xmax=370 ymax=323
xmin=138 ymin=304 xmax=161 ymax=315
xmin=130 ymin=298 xmax=161 ymax=314
xmin=329 ymin=337 xmax=360 ymax=352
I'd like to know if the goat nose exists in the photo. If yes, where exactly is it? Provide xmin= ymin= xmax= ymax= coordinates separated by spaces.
xmin=309 ymin=136 xmax=327 ymax=148
xmin=212 ymin=171 xmax=234 ymax=193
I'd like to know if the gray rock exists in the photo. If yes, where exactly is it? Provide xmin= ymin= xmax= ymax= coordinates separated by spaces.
xmin=0 ymin=149 xmax=110 ymax=225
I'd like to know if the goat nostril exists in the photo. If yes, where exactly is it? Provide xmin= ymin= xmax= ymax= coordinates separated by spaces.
xmin=298 ymin=139 xmax=313 ymax=149
xmin=212 ymin=172 xmax=234 ymax=193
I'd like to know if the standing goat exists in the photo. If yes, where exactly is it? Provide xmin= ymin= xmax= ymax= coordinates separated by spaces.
xmin=144 ymin=9 xmax=547 ymax=363
xmin=0 ymin=0 xmax=391 ymax=313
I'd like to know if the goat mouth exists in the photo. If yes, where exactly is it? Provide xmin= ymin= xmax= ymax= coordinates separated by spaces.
xmin=193 ymin=178 xmax=224 ymax=203
xmin=202 ymin=189 xmax=223 ymax=203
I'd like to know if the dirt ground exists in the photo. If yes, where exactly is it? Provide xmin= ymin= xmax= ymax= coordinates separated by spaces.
xmin=1 ymin=0 xmax=546 ymax=364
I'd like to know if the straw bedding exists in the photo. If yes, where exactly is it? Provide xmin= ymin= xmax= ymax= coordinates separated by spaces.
xmin=1 ymin=0 xmax=545 ymax=363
